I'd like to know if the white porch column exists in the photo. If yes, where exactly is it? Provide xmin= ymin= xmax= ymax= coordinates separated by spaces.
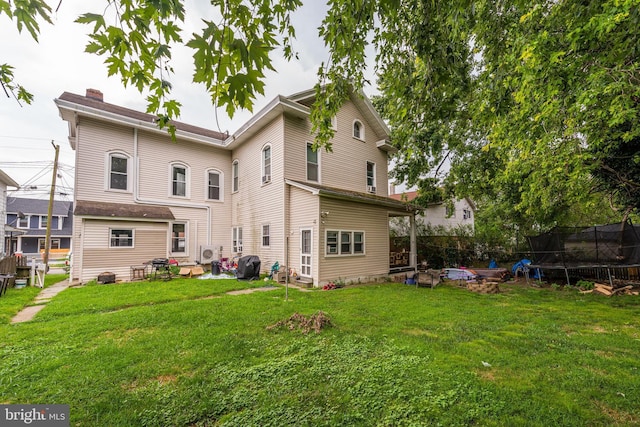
xmin=410 ymin=214 xmax=417 ymax=270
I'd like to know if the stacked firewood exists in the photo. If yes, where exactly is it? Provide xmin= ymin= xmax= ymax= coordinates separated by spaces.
xmin=580 ymin=283 xmax=639 ymax=296
xmin=467 ymin=280 xmax=500 ymax=294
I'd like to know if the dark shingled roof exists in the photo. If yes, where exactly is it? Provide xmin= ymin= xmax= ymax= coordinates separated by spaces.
xmin=7 ymin=197 xmax=71 ymax=216
xmin=58 ymin=92 xmax=228 ymax=141
xmin=287 ymin=180 xmax=415 ymax=211
xmin=74 ymin=200 xmax=175 ymax=220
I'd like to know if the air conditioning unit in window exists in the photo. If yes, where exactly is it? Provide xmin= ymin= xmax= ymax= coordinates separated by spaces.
xmin=262 ymin=175 xmax=271 ymax=184
xmin=199 ymin=244 xmax=222 ymax=264
xmin=367 ymin=185 xmax=376 ymax=194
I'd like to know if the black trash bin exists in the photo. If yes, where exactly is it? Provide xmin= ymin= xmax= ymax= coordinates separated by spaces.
xmin=211 ymin=260 xmax=221 ymax=275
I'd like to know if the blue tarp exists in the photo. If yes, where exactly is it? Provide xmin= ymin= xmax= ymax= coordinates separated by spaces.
xmin=512 ymin=259 xmax=542 ymax=279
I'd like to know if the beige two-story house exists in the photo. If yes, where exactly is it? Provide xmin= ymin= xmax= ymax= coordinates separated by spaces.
xmin=55 ymin=88 xmax=416 ymax=285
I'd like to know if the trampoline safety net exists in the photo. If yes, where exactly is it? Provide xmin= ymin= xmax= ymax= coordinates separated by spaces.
xmin=527 ymin=222 xmax=640 ymax=266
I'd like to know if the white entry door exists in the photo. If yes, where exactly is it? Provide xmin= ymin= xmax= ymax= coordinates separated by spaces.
xmin=300 ymin=228 xmax=312 ymax=277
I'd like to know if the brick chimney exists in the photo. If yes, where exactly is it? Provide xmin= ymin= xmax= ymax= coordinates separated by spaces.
xmin=85 ymin=88 xmax=103 ymax=102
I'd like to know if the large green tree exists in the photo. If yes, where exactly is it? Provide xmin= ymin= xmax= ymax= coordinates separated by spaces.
xmin=369 ymin=0 xmax=640 ymax=231
xmin=3 ymin=0 xmax=638 ymax=231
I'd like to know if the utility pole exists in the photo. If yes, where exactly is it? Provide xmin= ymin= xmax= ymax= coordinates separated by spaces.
xmin=43 ymin=141 xmax=59 ymax=267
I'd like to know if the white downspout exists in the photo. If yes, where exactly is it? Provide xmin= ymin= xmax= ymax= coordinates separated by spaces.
xmin=132 ymin=129 xmax=212 ymax=251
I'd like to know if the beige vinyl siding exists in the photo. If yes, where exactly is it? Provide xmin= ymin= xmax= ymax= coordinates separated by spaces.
xmin=136 ymin=130 xmax=234 ymax=255
xmin=317 ymin=197 xmax=391 ymax=284
xmin=136 ymin=130 xmax=230 ymax=203
xmin=231 ymin=116 xmax=285 ymax=271
xmin=283 ymin=101 xmax=390 ymax=196
xmin=75 ymin=118 xmax=135 ymax=203
xmin=79 ymin=219 xmax=168 ymax=283
xmin=287 ymin=185 xmax=320 ymax=282
xmin=69 ymin=217 xmax=83 ymax=284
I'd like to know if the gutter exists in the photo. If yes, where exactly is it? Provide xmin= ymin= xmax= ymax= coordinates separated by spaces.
xmin=55 ymin=98 xmax=225 ymax=148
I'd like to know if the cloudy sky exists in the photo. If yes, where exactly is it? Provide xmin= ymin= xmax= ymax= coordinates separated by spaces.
xmin=0 ymin=1 xmax=378 ymax=198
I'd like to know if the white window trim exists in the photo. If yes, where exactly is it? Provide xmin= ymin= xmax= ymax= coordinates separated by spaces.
xmin=39 ymin=215 xmax=48 ymax=229
xmin=109 ymin=228 xmax=135 ymax=248
xmin=366 ymin=161 xmax=376 ymax=191
xmin=261 ymin=223 xmax=270 ymax=248
xmin=325 ymin=230 xmax=366 ymax=257
xmin=232 ymin=226 xmax=243 ymax=253
xmin=17 ymin=215 xmax=29 ymax=229
xmin=306 ymin=141 xmax=321 ymax=183
xmin=105 ymin=151 xmax=131 ymax=193
xmin=232 ymin=160 xmax=239 ymax=193
xmin=205 ymin=168 xmax=224 ymax=202
xmin=170 ymin=222 xmax=188 ymax=255
xmin=39 ymin=238 xmax=61 ymax=250
xmin=169 ymin=162 xmax=190 ymax=198
xmin=261 ymin=143 xmax=272 ymax=185
xmin=352 ymin=119 xmax=365 ymax=141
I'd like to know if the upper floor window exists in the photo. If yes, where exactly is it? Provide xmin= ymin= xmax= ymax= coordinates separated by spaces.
xmin=110 ymin=228 xmax=134 ymax=247
xmin=366 ymin=162 xmax=376 ymax=193
xmin=206 ymin=169 xmax=222 ymax=201
xmin=262 ymin=144 xmax=272 ymax=184
xmin=353 ymin=120 xmax=364 ymax=140
xmin=171 ymin=223 xmax=187 ymax=254
xmin=17 ymin=215 xmax=29 ymax=229
xmin=307 ymin=143 xmax=319 ymax=182
xmin=463 ymin=208 xmax=472 ymax=220
xmin=232 ymin=160 xmax=239 ymax=193
xmin=108 ymin=152 xmax=129 ymax=191
xmin=446 ymin=204 xmax=455 ymax=218
xmin=171 ymin=163 xmax=188 ymax=197
xmin=39 ymin=215 xmax=48 ymax=229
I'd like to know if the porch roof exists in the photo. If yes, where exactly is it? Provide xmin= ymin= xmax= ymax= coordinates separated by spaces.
xmin=74 ymin=200 xmax=175 ymax=220
xmin=285 ymin=180 xmax=417 ymax=212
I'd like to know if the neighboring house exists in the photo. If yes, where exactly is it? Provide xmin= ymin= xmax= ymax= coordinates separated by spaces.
xmin=389 ymin=190 xmax=475 ymax=235
xmin=5 ymin=197 xmax=73 ymax=258
xmin=55 ymin=88 xmax=416 ymax=285
xmin=1 ymin=169 xmax=20 ymax=257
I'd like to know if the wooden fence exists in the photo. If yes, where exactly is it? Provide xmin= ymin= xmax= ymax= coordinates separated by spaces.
xmin=0 ymin=255 xmax=27 ymax=275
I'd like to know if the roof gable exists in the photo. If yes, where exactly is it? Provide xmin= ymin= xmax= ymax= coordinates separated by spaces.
xmin=7 ymin=197 xmax=72 ymax=216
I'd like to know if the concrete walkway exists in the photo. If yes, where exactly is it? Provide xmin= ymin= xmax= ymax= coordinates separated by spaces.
xmin=11 ymin=279 xmax=71 ymax=324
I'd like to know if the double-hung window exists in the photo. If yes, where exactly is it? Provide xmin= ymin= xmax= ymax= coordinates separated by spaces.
xmin=366 ymin=161 xmax=376 ymax=192
xmin=207 ymin=170 xmax=221 ymax=201
xmin=171 ymin=223 xmax=187 ymax=254
xmin=109 ymin=153 xmax=128 ymax=191
xmin=232 ymin=160 xmax=239 ymax=192
xmin=171 ymin=164 xmax=187 ymax=197
xmin=232 ymin=226 xmax=243 ymax=253
xmin=262 ymin=145 xmax=271 ymax=184
xmin=307 ymin=143 xmax=318 ymax=182
xmin=262 ymin=224 xmax=270 ymax=247
xmin=17 ymin=216 xmax=29 ymax=228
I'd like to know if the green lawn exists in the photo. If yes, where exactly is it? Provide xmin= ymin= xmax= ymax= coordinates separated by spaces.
xmin=1 ymin=278 xmax=639 ymax=426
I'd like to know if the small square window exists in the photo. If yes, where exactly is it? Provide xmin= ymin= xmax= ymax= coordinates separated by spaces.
xmin=110 ymin=229 xmax=133 ymax=247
